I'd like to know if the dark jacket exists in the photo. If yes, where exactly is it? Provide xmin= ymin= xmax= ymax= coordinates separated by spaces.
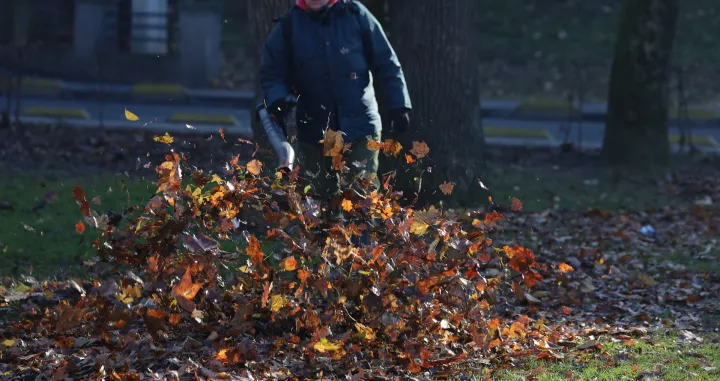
xmin=259 ymin=1 xmax=412 ymax=143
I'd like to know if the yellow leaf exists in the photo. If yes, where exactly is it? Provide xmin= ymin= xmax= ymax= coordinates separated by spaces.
xmin=341 ymin=199 xmax=353 ymax=212
xmin=124 ymin=108 xmax=140 ymax=121
xmin=313 ymin=338 xmax=342 ymax=353
xmin=410 ymin=219 xmax=429 ymax=236
xmin=410 ymin=141 xmax=430 ymax=158
xmin=153 ymin=132 xmax=174 ymax=144
xmin=1 ymin=339 xmax=15 ymax=347
xmin=246 ymin=159 xmax=263 ymax=176
xmin=270 ymin=294 xmax=285 ymax=312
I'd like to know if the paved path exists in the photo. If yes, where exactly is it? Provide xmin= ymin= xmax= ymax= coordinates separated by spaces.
xmin=1 ymin=94 xmax=718 ymax=153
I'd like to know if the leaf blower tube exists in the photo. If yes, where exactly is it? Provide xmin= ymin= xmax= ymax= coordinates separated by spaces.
xmin=256 ymin=94 xmax=298 ymax=171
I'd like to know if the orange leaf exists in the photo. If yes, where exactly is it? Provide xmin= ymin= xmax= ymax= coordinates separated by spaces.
xmin=484 ymin=211 xmax=503 ymax=223
xmin=171 ymin=269 xmax=203 ymax=300
xmin=75 ymin=221 xmax=85 ymax=234
xmin=439 ymin=182 xmax=454 ymax=195
xmin=282 ymin=257 xmax=298 ymax=271
xmin=511 ymin=197 xmax=523 ymax=212
xmin=405 ymin=153 xmax=415 ymax=164
xmin=410 ymin=141 xmax=430 ymax=159
xmin=246 ymin=234 xmax=264 ymax=265
xmin=246 ymin=159 xmax=263 ymax=176
xmin=366 ymin=139 xmax=383 ymax=152
xmin=341 ymin=199 xmax=353 ymax=212
xmin=382 ymin=139 xmax=403 ymax=157
xmin=219 ymin=128 xmax=226 ymax=142
xmin=72 ymin=186 xmax=90 ymax=217
xmin=558 ymin=262 xmax=574 ymax=273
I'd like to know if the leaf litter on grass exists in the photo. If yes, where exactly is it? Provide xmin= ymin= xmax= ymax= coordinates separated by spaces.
xmin=0 ymin=133 xmax=718 ymax=380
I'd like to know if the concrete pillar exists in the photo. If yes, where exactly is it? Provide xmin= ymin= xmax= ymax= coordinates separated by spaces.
xmin=73 ymin=0 xmax=115 ymax=60
xmin=178 ymin=0 xmax=223 ymax=86
xmin=131 ymin=0 xmax=169 ymax=55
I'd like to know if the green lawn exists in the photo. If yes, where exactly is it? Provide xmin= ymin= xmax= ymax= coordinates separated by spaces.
xmin=0 ymin=171 xmax=155 ymax=278
xmin=478 ymin=331 xmax=720 ymax=381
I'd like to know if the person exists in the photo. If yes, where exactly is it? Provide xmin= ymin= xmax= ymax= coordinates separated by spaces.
xmin=259 ymin=0 xmax=412 ymax=221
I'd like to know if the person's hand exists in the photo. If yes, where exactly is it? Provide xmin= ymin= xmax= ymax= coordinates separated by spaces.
xmin=389 ymin=108 xmax=410 ymax=134
xmin=268 ymin=99 xmax=291 ymax=121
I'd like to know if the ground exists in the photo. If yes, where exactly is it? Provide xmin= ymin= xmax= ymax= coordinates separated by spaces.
xmin=1 ymin=126 xmax=718 ymax=379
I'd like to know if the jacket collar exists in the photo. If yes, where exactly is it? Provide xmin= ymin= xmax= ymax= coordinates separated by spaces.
xmin=296 ymin=0 xmax=338 ymax=12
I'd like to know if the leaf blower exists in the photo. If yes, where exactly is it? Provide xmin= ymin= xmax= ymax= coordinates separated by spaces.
xmin=255 ymin=94 xmax=298 ymax=171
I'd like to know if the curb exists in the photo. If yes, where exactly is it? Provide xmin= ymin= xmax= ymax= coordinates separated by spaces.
xmin=167 ymin=113 xmax=239 ymax=125
xmin=484 ymin=125 xmax=552 ymax=140
xmin=20 ymin=106 xmax=90 ymax=119
xmin=132 ymin=83 xmax=188 ymax=97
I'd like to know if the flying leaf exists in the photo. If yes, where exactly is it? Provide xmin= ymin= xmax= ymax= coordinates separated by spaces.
xmin=342 ymin=199 xmax=353 ymax=212
xmin=246 ymin=234 xmax=264 ymax=265
xmin=323 ymin=129 xmax=344 ymax=157
xmin=219 ymin=128 xmax=226 ymax=142
xmin=72 ymin=186 xmax=90 ymax=217
xmin=246 ymin=159 xmax=263 ymax=176
xmin=153 ymin=132 xmax=174 ymax=144
xmin=405 ymin=153 xmax=415 ymax=164
xmin=410 ymin=141 xmax=430 ymax=158
xmin=282 ymin=256 xmax=298 ymax=271
xmin=186 ymin=124 xmax=195 ymax=129
xmin=382 ymin=139 xmax=403 ymax=157
xmin=440 ymin=182 xmax=455 ymax=195
xmin=124 ymin=108 xmax=140 ymax=121
xmin=313 ymin=338 xmax=342 ymax=353
xmin=558 ymin=262 xmax=574 ymax=273
xmin=75 ymin=221 xmax=85 ymax=234
xmin=366 ymin=139 xmax=383 ymax=152
xmin=511 ymin=197 xmax=523 ymax=212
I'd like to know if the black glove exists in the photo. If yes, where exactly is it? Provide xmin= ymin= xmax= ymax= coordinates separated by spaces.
xmin=268 ymin=99 xmax=291 ymax=121
xmin=389 ymin=108 xmax=410 ymax=134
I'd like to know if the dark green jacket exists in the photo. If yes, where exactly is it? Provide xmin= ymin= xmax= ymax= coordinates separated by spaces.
xmin=259 ymin=1 xmax=412 ymax=143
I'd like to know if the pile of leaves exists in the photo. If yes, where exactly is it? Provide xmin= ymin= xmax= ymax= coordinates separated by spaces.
xmin=1 ymin=130 xmax=718 ymax=380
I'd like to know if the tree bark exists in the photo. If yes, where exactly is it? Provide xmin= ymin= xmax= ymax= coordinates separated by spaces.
xmin=385 ymin=0 xmax=484 ymax=206
xmin=248 ymin=0 xmax=295 ymax=148
xmin=601 ymin=0 xmax=680 ymax=167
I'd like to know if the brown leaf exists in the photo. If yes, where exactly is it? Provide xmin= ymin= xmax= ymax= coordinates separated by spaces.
xmin=382 ymin=139 xmax=403 ymax=157
xmin=72 ymin=186 xmax=90 ymax=217
xmin=323 ymin=129 xmax=344 ymax=157
xmin=511 ymin=197 xmax=523 ymax=212
xmin=246 ymin=234 xmax=264 ymax=265
xmin=440 ymin=182 xmax=455 ymax=195
xmin=246 ymin=159 xmax=263 ymax=176
xmin=410 ymin=141 xmax=430 ymax=158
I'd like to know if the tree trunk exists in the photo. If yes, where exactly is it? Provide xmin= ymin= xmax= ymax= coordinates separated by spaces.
xmin=385 ymin=0 xmax=483 ymax=206
xmin=601 ymin=0 xmax=679 ymax=167
xmin=248 ymin=0 xmax=295 ymax=148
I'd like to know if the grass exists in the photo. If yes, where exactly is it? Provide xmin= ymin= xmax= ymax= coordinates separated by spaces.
xmin=475 ymin=331 xmax=720 ymax=381
xmin=0 ymin=160 xmax=690 ymax=277
xmin=0 ymin=171 xmax=155 ymax=278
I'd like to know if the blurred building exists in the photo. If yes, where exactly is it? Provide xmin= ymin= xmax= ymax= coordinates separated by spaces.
xmin=0 ymin=0 xmax=224 ymax=86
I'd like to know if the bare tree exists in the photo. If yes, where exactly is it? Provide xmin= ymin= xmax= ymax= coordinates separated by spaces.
xmin=601 ymin=0 xmax=680 ymax=167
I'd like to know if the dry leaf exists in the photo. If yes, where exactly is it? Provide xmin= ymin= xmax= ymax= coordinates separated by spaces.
xmin=282 ymin=257 xmax=298 ymax=271
xmin=342 ymin=199 xmax=353 ymax=212
xmin=153 ymin=132 xmax=174 ymax=144
xmin=124 ymin=108 xmax=140 ymax=121
xmin=75 ymin=221 xmax=85 ymax=234
xmin=511 ymin=197 xmax=523 ymax=212
xmin=246 ymin=160 xmax=263 ymax=176
xmin=382 ymin=139 xmax=403 ymax=157
xmin=410 ymin=141 xmax=430 ymax=158
xmin=440 ymin=182 xmax=455 ymax=195
xmin=558 ymin=262 xmax=574 ymax=273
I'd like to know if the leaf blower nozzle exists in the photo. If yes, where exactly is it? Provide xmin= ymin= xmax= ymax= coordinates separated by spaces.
xmin=256 ymin=94 xmax=298 ymax=172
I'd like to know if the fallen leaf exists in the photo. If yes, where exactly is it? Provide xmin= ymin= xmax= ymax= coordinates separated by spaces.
xmin=246 ymin=234 xmax=264 ymax=265
xmin=342 ymin=199 xmax=353 ymax=212
xmin=75 ymin=221 xmax=85 ymax=234
xmin=558 ymin=262 xmax=574 ymax=273
xmin=282 ymin=257 xmax=298 ymax=271
xmin=313 ymin=338 xmax=342 ymax=353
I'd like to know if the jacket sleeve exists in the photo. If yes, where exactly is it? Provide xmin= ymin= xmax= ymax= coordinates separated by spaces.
xmin=355 ymin=2 xmax=412 ymax=111
xmin=259 ymin=23 xmax=291 ymax=107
